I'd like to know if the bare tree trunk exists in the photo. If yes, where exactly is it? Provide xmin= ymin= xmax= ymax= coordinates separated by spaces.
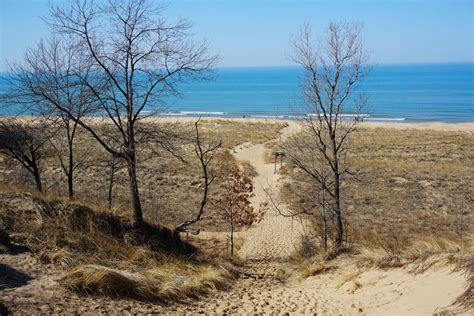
xmin=332 ymin=139 xmax=343 ymax=246
xmin=127 ymin=152 xmax=143 ymax=226
xmin=67 ymin=139 xmax=74 ymax=198
xmin=67 ymin=172 xmax=73 ymax=198
xmin=32 ymin=162 xmax=43 ymax=192
xmin=107 ymin=155 xmax=117 ymax=209
xmin=321 ymin=187 xmax=329 ymax=252
xmin=47 ymin=120 xmax=78 ymax=199
xmin=322 ymin=215 xmax=328 ymax=252
xmin=126 ymin=114 xmax=144 ymax=226
xmin=230 ymin=217 xmax=234 ymax=256
xmin=333 ymin=172 xmax=343 ymax=246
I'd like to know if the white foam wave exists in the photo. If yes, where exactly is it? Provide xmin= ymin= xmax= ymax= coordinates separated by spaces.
xmin=180 ymin=111 xmax=225 ymax=116
xmin=250 ymin=115 xmax=301 ymax=119
xmin=366 ymin=117 xmax=405 ymax=122
xmin=307 ymin=113 xmax=370 ymax=118
xmin=159 ymin=112 xmax=185 ymax=116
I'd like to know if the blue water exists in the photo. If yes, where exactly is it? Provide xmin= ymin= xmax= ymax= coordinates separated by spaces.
xmin=1 ymin=63 xmax=473 ymax=122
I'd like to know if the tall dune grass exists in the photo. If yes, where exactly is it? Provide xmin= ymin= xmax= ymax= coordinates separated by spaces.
xmin=0 ymin=191 xmax=234 ymax=301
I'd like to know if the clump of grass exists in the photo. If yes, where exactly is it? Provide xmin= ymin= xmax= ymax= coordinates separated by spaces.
xmin=405 ymin=236 xmax=472 ymax=259
xmin=336 ymin=270 xmax=361 ymax=289
xmin=40 ymin=249 xmax=75 ymax=268
xmin=279 ymin=234 xmax=472 ymax=282
xmin=278 ymin=250 xmax=336 ymax=282
xmin=357 ymin=235 xmax=473 ymax=270
xmin=63 ymin=265 xmax=144 ymax=298
xmin=62 ymin=262 xmax=231 ymax=301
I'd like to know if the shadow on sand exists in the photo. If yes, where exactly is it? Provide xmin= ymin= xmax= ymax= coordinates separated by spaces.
xmin=0 ymin=263 xmax=33 ymax=290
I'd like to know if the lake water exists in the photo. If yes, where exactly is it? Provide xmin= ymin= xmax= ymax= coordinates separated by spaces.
xmin=1 ymin=63 xmax=473 ymax=122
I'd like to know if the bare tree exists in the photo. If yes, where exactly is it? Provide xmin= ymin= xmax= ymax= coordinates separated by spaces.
xmin=286 ymin=22 xmax=370 ymax=248
xmin=3 ymin=36 xmax=101 ymax=199
xmin=0 ymin=119 xmax=50 ymax=192
xmin=175 ymin=118 xmax=222 ymax=233
xmin=105 ymin=154 xmax=127 ymax=209
xmin=23 ymin=0 xmax=219 ymax=225
xmin=48 ymin=116 xmax=82 ymax=198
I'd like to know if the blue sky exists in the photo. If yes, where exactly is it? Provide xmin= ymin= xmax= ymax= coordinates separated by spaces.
xmin=1 ymin=0 xmax=473 ymax=70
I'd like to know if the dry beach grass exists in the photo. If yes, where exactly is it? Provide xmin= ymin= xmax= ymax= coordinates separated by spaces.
xmin=281 ymin=125 xmax=473 ymax=256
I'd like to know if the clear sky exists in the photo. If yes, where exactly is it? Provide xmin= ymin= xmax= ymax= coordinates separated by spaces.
xmin=1 ymin=0 xmax=473 ymax=70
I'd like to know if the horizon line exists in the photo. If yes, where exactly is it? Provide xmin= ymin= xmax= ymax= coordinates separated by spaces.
xmin=217 ymin=61 xmax=474 ymax=69
xmin=0 ymin=61 xmax=473 ymax=73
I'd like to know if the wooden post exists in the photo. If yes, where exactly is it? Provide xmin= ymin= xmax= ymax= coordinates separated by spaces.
xmin=274 ymin=153 xmax=277 ymax=173
xmin=273 ymin=152 xmax=285 ymax=173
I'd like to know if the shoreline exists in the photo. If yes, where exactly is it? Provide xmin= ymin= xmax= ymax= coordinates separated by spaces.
xmin=3 ymin=115 xmax=474 ymax=132
xmin=152 ymin=117 xmax=474 ymax=132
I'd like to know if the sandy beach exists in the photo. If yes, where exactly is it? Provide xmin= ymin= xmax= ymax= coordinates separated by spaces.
xmin=154 ymin=116 xmax=474 ymax=132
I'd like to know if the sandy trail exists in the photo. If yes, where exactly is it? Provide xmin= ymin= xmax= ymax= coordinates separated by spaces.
xmin=234 ymin=142 xmax=304 ymax=262
xmin=234 ymin=121 xmax=304 ymax=262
